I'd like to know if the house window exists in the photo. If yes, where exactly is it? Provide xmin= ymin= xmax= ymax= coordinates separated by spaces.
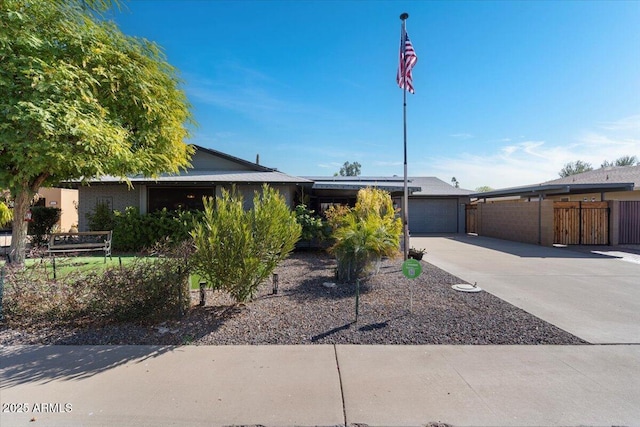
xmin=147 ymin=187 xmax=214 ymax=212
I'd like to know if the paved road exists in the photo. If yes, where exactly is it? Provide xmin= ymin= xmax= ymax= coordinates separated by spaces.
xmin=414 ymin=235 xmax=640 ymax=344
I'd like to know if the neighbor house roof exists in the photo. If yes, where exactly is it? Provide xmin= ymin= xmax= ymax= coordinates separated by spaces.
xmin=543 ymin=165 xmax=640 ymax=189
xmin=469 ymin=165 xmax=639 ymax=199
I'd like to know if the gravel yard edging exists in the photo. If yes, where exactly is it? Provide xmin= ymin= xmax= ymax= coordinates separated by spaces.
xmin=0 ymin=251 xmax=587 ymax=345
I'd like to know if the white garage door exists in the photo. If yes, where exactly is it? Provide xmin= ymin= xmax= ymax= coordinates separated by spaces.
xmin=408 ymin=198 xmax=458 ymax=233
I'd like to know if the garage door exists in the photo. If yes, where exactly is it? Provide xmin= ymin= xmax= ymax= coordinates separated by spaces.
xmin=408 ymin=198 xmax=458 ymax=233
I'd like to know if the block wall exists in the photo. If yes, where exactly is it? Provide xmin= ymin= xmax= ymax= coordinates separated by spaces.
xmin=477 ymin=200 xmax=554 ymax=246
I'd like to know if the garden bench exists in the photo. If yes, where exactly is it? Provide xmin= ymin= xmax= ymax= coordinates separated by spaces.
xmin=48 ymin=231 xmax=113 ymax=261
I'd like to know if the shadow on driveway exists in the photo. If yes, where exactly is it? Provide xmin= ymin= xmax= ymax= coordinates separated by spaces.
xmin=420 ymin=233 xmax=624 ymax=259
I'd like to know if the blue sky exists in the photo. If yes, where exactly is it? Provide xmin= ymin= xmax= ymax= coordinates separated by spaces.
xmin=110 ymin=0 xmax=640 ymax=190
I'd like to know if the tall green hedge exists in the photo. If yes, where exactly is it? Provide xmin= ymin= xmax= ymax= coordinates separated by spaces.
xmin=86 ymin=206 xmax=202 ymax=252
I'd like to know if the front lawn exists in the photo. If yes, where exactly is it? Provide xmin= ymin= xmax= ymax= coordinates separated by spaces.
xmin=0 ymin=253 xmax=203 ymax=288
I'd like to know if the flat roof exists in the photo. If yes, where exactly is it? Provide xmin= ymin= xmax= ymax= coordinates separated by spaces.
xmin=470 ymin=182 xmax=635 ymax=199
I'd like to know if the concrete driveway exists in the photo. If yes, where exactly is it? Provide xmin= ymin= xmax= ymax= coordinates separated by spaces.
xmin=412 ymin=235 xmax=640 ymax=344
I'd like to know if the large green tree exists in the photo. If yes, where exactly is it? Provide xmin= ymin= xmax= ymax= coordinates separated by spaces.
xmin=1 ymin=0 xmax=195 ymax=263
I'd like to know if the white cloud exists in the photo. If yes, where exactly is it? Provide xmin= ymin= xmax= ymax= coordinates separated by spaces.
xmin=450 ymin=133 xmax=474 ymax=139
xmin=598 ymin=114 xmax=640 ymax=131
xmin=413 ymin=116 xmax=640 ymax=191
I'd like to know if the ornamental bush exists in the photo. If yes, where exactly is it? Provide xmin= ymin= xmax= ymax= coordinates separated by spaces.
xmin=0 ymin=201 xmax=12 ymax=228
xmin=27 ymin=206 xmax=61 ymax=246
xmin=326 ymin=188 xmax=402 ymax=283
xmin=191 ymin=185 xmax=301 ymax=303
xmin=294 ymin=203 xmax=328 ymax=247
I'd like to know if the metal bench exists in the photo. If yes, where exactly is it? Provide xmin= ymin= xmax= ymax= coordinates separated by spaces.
xmin=48 ymin=231 xmax=113 ymax=262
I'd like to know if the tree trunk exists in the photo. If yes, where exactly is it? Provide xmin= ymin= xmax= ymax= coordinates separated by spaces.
xmin=9 ymin=189 xmax=33 ymax=265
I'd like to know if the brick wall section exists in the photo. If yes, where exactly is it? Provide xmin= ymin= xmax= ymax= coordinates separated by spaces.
xmin=78 ymin=185 xmax=140 ymax=231
xmin=476 ymin=200 xmax=554 ymax=246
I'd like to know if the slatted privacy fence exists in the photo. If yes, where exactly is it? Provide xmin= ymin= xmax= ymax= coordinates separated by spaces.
xmin=465 ymin=204 xmax=478 ymax=234
xmin=619 ymin=201 xmax=640 ymax=244
xmin=553 ymin=201 xmax=609 ymax=245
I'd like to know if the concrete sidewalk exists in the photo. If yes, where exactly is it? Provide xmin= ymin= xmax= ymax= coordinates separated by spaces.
xmin=2 ymin=344 xmax=640 ymax=427
xmin=414 ymin=235 xmax=640 ymax=344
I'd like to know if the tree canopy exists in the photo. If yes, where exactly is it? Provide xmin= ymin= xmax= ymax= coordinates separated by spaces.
xmin=1 ymin=0 xmax=195 ymax=263
xmin=601 ymin=155 xmax=639 ymax=168
xmin=335 ymin=161 xmax=361 ymax=177
xmin=558 ymin=160 xmax=593 ymax=178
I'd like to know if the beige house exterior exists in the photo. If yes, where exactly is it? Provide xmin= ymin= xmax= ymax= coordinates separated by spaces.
xmin=36 ymin=187 xmax=79 ymax=232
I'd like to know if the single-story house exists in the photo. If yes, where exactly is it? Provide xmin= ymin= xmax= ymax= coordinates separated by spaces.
xmin=467 ymin=165 xmax=640 ymax=245
xmin=69 ymin=145 xmax=472 ymax=234
xmin=71 ymin=145 xmax=312 ymax=231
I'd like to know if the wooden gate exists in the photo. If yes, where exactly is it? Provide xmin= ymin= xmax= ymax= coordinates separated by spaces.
xmin=465 ymin=204 xmax=477 ymax=234
xmin=619 ymin=201 xmax=640 ymax=244
xmin=554 ymin=201 xmax=609 ymax=245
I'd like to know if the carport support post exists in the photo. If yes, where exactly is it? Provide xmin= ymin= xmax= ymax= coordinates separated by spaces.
xmin=538 ymin=194 xmax=543 ymax=245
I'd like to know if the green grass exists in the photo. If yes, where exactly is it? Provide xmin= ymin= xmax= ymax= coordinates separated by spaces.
xmin=1 ymin=254 xmax=205 ymax=289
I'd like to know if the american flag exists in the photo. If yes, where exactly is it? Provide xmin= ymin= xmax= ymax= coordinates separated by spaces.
xmin=397 ymin=29 xmax=418 ymax=94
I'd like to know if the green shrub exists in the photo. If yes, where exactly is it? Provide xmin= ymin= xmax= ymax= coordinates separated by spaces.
xmin=326 ymin=188 xmax=402 ymax=283
xmin=86 ymin=204 xmax=202 ymax=252
xmin=27 ymin=206 xmax=61 ymax=246
xmin=191 ymin=185 xmax=301 ymax=303
xmin=86 ymin=202 xmax=115 ymax=231
xmin=294 ymin=204 xmax=327 ymax=245
xmin=0 ymin=201 xmax=12 ymax=227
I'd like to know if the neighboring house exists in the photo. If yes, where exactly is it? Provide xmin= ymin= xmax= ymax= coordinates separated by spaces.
xmin=0 ymin=187 xmax=78 ymax=233
xmin=541 ymin=165 xmax=640 ymax=202
xmin=467 ymin=165 xmax=639 ymax=246
xmin=471 ymin=165 xmax=640 ymax=203
xmin=36 ymin=187 xmax=79 ymax=232
xmin=71 ymin=145 xmax=312 ymax=231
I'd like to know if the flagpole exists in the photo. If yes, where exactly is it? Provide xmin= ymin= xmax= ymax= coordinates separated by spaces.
xmin=400 ymin=12 xmax=410 ymax=261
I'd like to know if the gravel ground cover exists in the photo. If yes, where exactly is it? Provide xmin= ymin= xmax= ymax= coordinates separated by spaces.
xmin=0 ymin=251 xmax=587 ymax=345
